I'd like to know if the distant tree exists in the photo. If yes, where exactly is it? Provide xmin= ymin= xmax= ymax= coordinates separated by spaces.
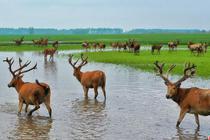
xmin=28 ymin=27 xmax=34 ymax=35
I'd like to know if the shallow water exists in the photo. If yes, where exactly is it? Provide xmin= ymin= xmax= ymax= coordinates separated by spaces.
xmin=0 ymin=51 xmax=209 ymax=140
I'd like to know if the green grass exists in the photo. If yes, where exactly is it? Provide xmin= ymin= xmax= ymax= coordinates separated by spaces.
xmin=0 ymin=44 xmax=82 ymax=52
xmin=1 ymin=33 xmax=210 ymax=45
xmin=81 ymin=50 xmax=210 ymax=78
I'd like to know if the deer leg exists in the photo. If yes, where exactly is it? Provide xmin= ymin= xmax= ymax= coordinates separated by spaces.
xmin=102 ymin=86 xmax=106 ymax=100
xmin=83 ymin=86 xmax=89 ymax=98
xmin=94 ymin=86 xmax=99 ymax=99
xmin=194 ymin=114 xmax=200 ymax=128
xmin=25 ymin=104 xmax=29 ymax=113
xmin=18 ymin=100 xmax=23 ymax=115
xmin=44 ymin=102 xmax=52 ymax=118
xmin=28 ymin=103 xmax=40 ymax=116
xmin=176 ymin=108 xmax=188 ymax=127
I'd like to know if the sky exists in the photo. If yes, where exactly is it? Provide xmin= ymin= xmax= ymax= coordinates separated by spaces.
xmin=0 ymin=0 xmax=210 ymax=30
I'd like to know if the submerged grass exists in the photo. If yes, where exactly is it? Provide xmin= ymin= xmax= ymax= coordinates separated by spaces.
xmin=82 ymin=50 xmax=210 ymax=78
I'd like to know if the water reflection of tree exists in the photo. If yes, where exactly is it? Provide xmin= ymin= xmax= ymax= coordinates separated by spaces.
xmin=69 ymin=98 xmax=107 ymax=140
xmin=9 ymin=116 xmax=52 ymax=140
xmin=174 ymin=127 xmax=206 ymax=140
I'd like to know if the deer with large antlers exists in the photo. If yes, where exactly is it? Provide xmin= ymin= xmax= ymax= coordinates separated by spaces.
xmin=68 ymin=54 xmax=106 ymax=100
xmin=154 ymin=61 xmax=210 ymax=128
xmin=3 ymin=58 xmax=52 ymax=117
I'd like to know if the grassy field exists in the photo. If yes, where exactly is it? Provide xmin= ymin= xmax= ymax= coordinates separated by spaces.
xmin=1 ymin=33 xmax=210 ymax=77
xmin=81 ymin=50 xmax=210 ymax=78
xmin=0 ymin=33 xmax=210 ymax=45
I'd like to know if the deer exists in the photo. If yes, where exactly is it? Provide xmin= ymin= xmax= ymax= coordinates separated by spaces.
xmin=40 ymin=38 xmax=48 ymax=46
xmin=98 ymin=43 xmax=106 ymax=51
xmin=92 ymin=42 xmax=99 ymax=51
xmin=68 ymin=54 xmax=106 ymax=100
xmin=151 ymin=44 xmax=163 ymax=54
xmin=111 ymin=42 xmax=118 ymax=51
xmin=52 ymin=40 xmax=59 ymax=48
xmin=168 ymin=40 xmax=179 ymax=51
xmin=82 ymin=41 xmax=90 ymax=51
xmin=188 ymin=42 xmax=203 ymax=56
xmin=14 ymin=36 xmax=24 ymax=46
xmin=3 ymin=57 xmax=52 ymax=117
xmin=43 ymin=45 xmax=58 ymax=61
xmin=133 ymin=42 xmax=140 ymax=55
xmin=118 ymin=42 xmax=127 ymax=52
xmin=154 ymin=61 xmax=210 ymax=128
xmin=32 ymin=39 xmax=41 ymax=46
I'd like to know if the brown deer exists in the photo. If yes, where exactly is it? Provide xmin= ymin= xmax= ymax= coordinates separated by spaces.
xmin=52 ymin=41 xmax=59 ymax=48
xmin=111 ymin=42 xmax=118 ymax=50
xmin=32 ymin=39 xmax=41 ymax=46
xmin=40 ymin=38 xmax=48 ymax=46
xmin=154 ymin=61 xmax=210 ymax=128
xmin=92 ymin=42 xmax=99 ymax=51
xmin=43 ymin=46 xmax=58 ymax=61
xmin=133 ymin=42 xmax=140 ymax=55
xmin=168 ymin=40 xmax=179 ymax=51
xmin=68 ymin=54 xmax=106 ymax=100
xmin=98 ymin=43 xmax=106 ymax=51
xmin=188 ymin=42 xmax=203 ymax=56
xmin=82 ymin=41 xmax=90 ymax=51
xmin=118 ymin=42 xmax=127 ymax=52
xmin=14 ymin=36 xmax=24 ymax=46
xmin=151 ymin=44 xmax=163 ymax=54
xmin=3 ymin=58 xmax=52 ymax=117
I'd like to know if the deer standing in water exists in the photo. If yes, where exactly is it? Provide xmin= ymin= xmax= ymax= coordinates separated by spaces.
xmin=68 ymin=54 xmax=106 ymax=100
xmin=3 ymin=58 xmax=52 ymax=117
xmin=43 ymin=45 xmax=58 ymax=61
xmin=154 ymin=61 xmax=210 ymax=128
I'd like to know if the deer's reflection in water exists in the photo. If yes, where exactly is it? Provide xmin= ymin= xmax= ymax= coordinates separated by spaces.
xmin=10 ymin=116 xmax=52 ymax=140
xmin=69 ymin=98 xmax=107 ymax=140
xmin=172 ymin=127 xmax=206 ymax=140
xmin=44 ymin=59 xmax=58 ymax=80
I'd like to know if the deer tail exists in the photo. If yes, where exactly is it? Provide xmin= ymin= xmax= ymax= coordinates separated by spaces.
xmin=36 ymin=79 xmax=50 ymax=96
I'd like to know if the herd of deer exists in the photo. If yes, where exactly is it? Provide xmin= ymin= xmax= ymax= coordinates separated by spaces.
xmin=4 ymin=53 xmax=210 ymax=129
xmin=6 ymin=37 xmax=210 ymax=129
xmin=82 ymin=41 xmax=106 ymax=51
xmin=4 ymin=54 xmax=106 ymax=118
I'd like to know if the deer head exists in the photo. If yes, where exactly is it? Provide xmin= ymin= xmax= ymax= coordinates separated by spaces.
xmin=154 ymin=61 xmax=196 ymax=99
xmin=68 ymin=54 xmax=88 ymax=78
xmin=3 ymin=57 xmax=37 ymax=88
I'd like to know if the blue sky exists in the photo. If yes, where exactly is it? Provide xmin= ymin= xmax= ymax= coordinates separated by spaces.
xmin=0 ymin=0 xmax=209 ymax=30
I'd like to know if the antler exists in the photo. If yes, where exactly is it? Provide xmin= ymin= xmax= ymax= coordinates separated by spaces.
xmin=3 ymin=57 xmax=37 ymax=76
xmin=78 ymin=53 xmax=88 ymax=68
xmin=68 ymin=54 xmax=88 ymax=69
xmin=17 ymin=59 xmax=37 ymax=75
xmin=68 ymin=54 xmax=79 ymax=69
xmin=154 ymin=61 xmax=176 ymax=83
xmin=175 ymin=63 xmax=196 ymax=86
xmin=3 ymin=57 xmax=15 ymax=77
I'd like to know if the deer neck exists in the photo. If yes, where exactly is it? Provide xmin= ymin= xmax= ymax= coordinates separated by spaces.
xmin=171 ymin=88 xmax=190 ymax=106
xmin=14 ymin=79 xmax=25 ymax=93
xmin=75 ymin=71 xmax=83 ymax=82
